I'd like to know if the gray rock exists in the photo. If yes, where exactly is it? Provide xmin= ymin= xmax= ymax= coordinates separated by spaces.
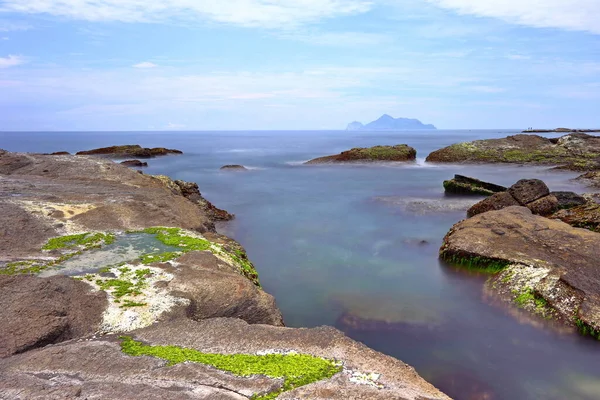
xmin=0 ymin=275 xmax=107 ymax=358
xmin=508 ymin=179 xmax=550 ymax=205
xmin=552 ymin=191 xmax=587 ymax=209
xmin=443 ymin=175 xmax=507 ymax=196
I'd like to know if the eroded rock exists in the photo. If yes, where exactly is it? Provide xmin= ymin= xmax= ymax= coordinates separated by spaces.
xmin=77 ymin=145 xmax=182 ymax=158
xmin=443 ymin=175 xmax=507 ymax=196
xmin=467 ymin=192 xmax=520 ymax=218
xmin=508 ymin=179 xmax=550 ymax=205
xmin=441 ymin=206 xmax=600 ymax=336
xmin=305 ymin=145 xmax=417 ymax=164
xmin=0 ymin=275 xmax=107 ymax=358
xmin=121 ymin=160 xmax=148 ymax=167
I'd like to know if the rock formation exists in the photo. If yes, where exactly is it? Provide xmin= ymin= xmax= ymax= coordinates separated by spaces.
xmin=121 ymin=159 xmax=148 ymax=167
xmin=305 ymin=145 xmax=417 ymax=164
xmin=443 ymin=175 xmax=507 ymax=196
xmin=77 ymin=145 xmax=183 ymax=158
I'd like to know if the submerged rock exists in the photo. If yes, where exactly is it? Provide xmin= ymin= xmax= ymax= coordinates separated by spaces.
xmin=305 ymin=144 xmax=417 ymax=164
xmin=121 ymin=159 xmax=148 ymax=167
xmin=220 ymin=164 xmax=248 ymax=171
xmin=440 ymin=206 xmax=600 ymax=337
xmin=426 ymin=133 xmax=600 ymax=170
xmin=77 ymin=145 xmax=183 ymax=159
xmin=443 ymin=175 xmax=507 ymax=196
xmin=0 ymin=274 xmax=107 ymax=357
xmin=576 ymin=171 xmax=600 ymax=188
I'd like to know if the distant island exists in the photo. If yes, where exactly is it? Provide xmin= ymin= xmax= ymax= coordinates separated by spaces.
xmin=346 ymin=114 xmax=436 ymax=131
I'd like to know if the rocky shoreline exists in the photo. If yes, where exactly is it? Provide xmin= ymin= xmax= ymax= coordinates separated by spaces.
xmin=0 ymin=149 xmax=449 ymax=400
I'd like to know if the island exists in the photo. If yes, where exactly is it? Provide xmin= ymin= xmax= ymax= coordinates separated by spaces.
xmin=346 ymin=114 xmax=436 ymax=131
xmin=305 ymin=144 xmax=417 ymax=164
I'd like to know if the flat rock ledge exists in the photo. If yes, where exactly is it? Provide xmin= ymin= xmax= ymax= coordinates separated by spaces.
xmin=426 ymin=133 xmax=600 ymax=171
xmin=441 ymin=206 xmax=600 ymax=338
xmin=443 ymin=175 xmax=507 ymax=196
xmin=77 ymin=145 xmax=183 ymax=158
xmin=305 ymin=145 xmax=417 ymax=164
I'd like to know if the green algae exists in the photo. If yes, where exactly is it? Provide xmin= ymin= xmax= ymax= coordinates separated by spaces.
xmin=120 ymin=300 xmax=147 ymax=308
xmin=95 ymin=267 xmax=152 ymax=298
xmin=443 ymin=180 xmax=495 ymax=196
xmin=440 ymin=251 xmax=509 ymax=274
xmin=512 ymin=287 xmax=554 ymax=319
xmin=119 ymin=336 xmax=342 ymax=400
xmin=132 ymin=227 xmax=262 ymax=287
xmin=42 ymin=232 xmax=115 ymax=250
xmin=575 ymin=315 xmax=600 ymax=340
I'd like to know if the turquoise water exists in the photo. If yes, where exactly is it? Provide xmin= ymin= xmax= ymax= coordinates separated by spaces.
xmin=2 ymin=130 xmax=599 ymax=400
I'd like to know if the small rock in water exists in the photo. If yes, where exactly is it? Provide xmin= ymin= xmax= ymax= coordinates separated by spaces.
xmin=121 ymin=160 xmax=148 ymax=167
xmin=443 ymin=175 xmax=507 ymax=196
xmin=220 ymin=164 xmax=248 ymax=171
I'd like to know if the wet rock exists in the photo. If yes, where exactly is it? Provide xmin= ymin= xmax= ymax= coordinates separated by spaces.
xmin=220 ymin=165 xmax=248 ymax=171
xmin=551 ymin=202 xmax=600 ymax=232
xmin=576 ymin=171 xmax=600 ymax=188
xmin=0 ymin=275 xmax=107 ymax=358
xmin=467 ymin=192 xmax=520 ymax=218
xmin=552 ymin=191 xmax=587 ymax=209
xmin=0 ymin=318 xmax=451 ymax=400
xmin=526 ymin=194 xmax=559 ymax=216
xmin=120 ymin=160 xmax=148 ymax=167
xmin=426 ymin=133 xmax=600 ymax=170
xmin=441 ymin=206 xmax=600 ymax=335
xmin=508 ymin=179 xmax=550 ymax=205
xmin=305 ymin=144 xmax=416 ymax=164
xmin=443 ymin=175 xmax=507 ymax=196
xmin=76 ymin=145 xmax=183 ymax=159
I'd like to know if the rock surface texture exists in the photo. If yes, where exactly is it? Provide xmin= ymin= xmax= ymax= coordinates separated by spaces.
xmin=305 ymin=145 xmax=417 ymax=164
xmin=443 ymin=175 xmax=507 ymax=196
xmin=426 ymin=133 xmax=600 ymax=171
xmin=441 ymin=206 xmax=600 ymax=337
xmin=76 ymin=145 xmax=183 ymax=158
xmin=0 ymin=150 xmax=449 ymax=399
xmin=467 ymin=179 xmax=559 ymax=218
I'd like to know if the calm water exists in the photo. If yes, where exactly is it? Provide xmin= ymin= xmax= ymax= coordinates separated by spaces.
xmin=2 ymin=130 xmax=600 ymax=400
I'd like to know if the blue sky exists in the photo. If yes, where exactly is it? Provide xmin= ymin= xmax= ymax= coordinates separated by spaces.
xmin=0 ymin=0 xmax=599 ymax=130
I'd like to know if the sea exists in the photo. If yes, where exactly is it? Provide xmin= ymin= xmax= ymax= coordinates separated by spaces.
xmin=2 ymin=129 xmax=600 ymax=400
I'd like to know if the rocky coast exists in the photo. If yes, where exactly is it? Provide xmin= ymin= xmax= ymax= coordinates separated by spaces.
xmin=0 ymin=149 xmax=449 ymax=400
xmin=305 ymin=144 xmax=417 ymax=164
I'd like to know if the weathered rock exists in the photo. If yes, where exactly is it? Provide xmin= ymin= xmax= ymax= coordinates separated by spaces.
xmin=305 ymin=145 xmax=417 ymax=164
xmin=426 ymin=133 xmax=600 ymax=170
xmin=467 ymin=192 xmax=520 ymax=218
xmin=552 ymin=191 xmax=587 ymax=209
xmin=508 ymin=179 xmax=550 ymax=205
xmin=0 ymin=152 xmax=215 ymax=260
xmin=121 ymin=159 xmax=148 ymax=167
xmin=50 ymin=151 xmax=70 ymax=155
xmin=576 ymin=171 xmax=600 ymax=188
xmin=526 ymin=194 xmax=559 ymax=216
xmin=0 ymin=318 xmax=451 ymax=400
xmin=441 ymin=206 xmax=600 ymax=335
xmin=152 ymin=176 xmax=234 ymax=221
xmin=77 ymin=145 xmax=183 ymax=158
xmin=220 ymin=165 xmax=248 ymax=171
xmin=0 ymin=275 xmax=107 ymax=358
xmin=551 ymin=202 xmax=600 ymax=232
xmin=158 ymin=251 xmax=283 ymax=326
xmin=443 ymin=175 xmax=507 ymax=196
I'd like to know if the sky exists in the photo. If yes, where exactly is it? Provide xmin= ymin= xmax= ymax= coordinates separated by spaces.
xmin=0 ymin=0 xmax=599 ymax=131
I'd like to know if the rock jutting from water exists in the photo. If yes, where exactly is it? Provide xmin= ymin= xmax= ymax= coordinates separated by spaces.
xmin=220 ymin=164 xmax=248 ymax=171
xmin=0 ymin=150 xmax=450 ymax=400
xmin=440 ymin=206 xmax=600 ymax=339
xmin=305 ymin=144 xmax=417 ymax=164
xmin=426 ymin=133 xmax=600 ymax=171
xmin=443 ymin=175 xmax=507 ymax=196
xmin=121 ymin=159 xmax=149 ymax=167
xmin=76 ymin=144 xmax=183 ymax=158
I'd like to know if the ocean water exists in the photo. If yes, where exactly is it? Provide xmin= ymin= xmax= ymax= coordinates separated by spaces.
xmin=2 ymin=129 xmax=600 ymax=400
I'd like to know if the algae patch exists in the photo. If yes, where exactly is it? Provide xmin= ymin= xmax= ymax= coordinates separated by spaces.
xmin=119 ymin=336 xmax=342 ymax=400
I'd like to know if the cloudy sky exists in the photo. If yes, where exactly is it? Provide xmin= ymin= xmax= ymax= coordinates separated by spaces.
xmin=1 ymin=0 xmax=599 ymax=130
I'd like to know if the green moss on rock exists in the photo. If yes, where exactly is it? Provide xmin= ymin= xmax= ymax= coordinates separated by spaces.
xmin=120 ymin=336 xmax=342 ymax=400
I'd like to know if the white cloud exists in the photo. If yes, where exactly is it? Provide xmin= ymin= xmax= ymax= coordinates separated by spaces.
xmin=0 ymin=0 xmax=373 ymax=28
xmin=426 ymin=0 xmax=600 ymax=34
xmin=133 ymin=62 xmax=158 ymax=68
xmin=470 ymin=85 xmax=506 ymax=93
xmin=0 ymin=54 xmax=25 ymax=68
xmin=0 ymin=20 xmax=32 ymax=32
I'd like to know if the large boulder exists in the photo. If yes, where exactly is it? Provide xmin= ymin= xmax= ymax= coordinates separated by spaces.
xmin=0 ymin=318 xmax=451 ymax=400
xmin=0 ymin=275 xmax=107 ymax=358
xmin=508 ymin=179 xmax=550 ymax=204
xmin=440 ymin=206 xmax=600 ymax=336
xmin=467 ymin=192 xmax=520 ymax=218
xmin=552 ymin=191 xmax=587 ymax=209
xmin=77 ymin=145 xmax=182 ymax=158
xmin=305 ymin=145 xmax=417 ymax=164
xmin=443 ymin=175 xmax=507 ymax=196
xmin=426 ymin=133 xmax=600 ymax=170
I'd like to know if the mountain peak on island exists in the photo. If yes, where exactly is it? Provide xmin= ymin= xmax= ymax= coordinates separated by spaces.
xmin=346 ymin=115 xmax=436 ymax=131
